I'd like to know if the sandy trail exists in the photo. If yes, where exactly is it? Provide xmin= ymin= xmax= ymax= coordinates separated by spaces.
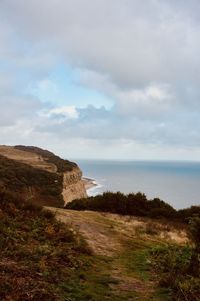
xmin=46 ymin=208 xmax=122 ymax=256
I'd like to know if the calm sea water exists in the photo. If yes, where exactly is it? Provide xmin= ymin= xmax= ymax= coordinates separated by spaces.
xmin=76 ymin=160 xmax=200 ymax=209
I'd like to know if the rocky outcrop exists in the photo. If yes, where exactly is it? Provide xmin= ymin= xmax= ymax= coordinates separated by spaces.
xmin=62 ymin=167 xmax=87 ymax=205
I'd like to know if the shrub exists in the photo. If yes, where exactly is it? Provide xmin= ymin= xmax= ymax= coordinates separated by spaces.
xmin=67 ymin=192 xmax=199 ymax=224
xmin=187 ymin=216 xmax=200 ymax=277
xmin=177 ymin=206 xmax=200 ymax=222
xmin=66 ymin=192 xmax=178 ymax=221
xmin=176 ymin=277 xmax=200 ymax=301
xmin=151 ymin=236 xmax=200 ymax=300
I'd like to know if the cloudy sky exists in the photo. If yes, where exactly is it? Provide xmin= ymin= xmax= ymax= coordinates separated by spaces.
xmin=1 ymin=0 xmax=200 ymax=160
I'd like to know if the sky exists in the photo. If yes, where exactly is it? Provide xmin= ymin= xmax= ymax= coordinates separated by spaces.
xmin=1 ymin=0 xmax=200 ymax=160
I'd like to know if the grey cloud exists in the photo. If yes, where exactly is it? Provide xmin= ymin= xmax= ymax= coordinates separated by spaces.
xmin=0 ymin=96 xmax=42 ymax=126
xmin=0 ymin=67 xmax=44 ymax=126
xmin=0 ymin=0 xmax=200 ymax=156
xmin=1 ymin=0 xmax=200 ymax=87
xmin=33 ymin=104 xmax=200 ymax=148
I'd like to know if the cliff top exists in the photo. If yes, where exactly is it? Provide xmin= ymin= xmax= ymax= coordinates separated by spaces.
xmin=0 ymin=145 xmax=77 ymax=173
xmin=0 ymin=145 xmax=84 ymax=207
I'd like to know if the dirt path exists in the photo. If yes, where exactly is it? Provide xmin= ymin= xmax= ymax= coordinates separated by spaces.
xmin=47 ymin=209 xmax=122 ymax=256
xmin=46 ymin=208 xmax=187 ymax=300
xmin=46 ymin=208 xmax=187 ymax=255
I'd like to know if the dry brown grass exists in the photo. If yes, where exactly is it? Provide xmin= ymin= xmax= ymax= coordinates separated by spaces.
xmin=0 ymin=146 xmax=56 ymax=172
xmin=46 ymin=208 xmax=189 ymax=256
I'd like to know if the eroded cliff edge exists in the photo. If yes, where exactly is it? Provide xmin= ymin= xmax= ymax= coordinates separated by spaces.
xmin=0 ymin=145 xmax=87 ymax=207
xmin=62 ymin=167 xmax=87 ymax=205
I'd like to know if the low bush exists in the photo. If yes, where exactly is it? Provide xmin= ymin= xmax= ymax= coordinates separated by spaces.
xmin=66 ymin=191 xmax=200 ymax=223
xmin=177 ymin=206 xmax=200 ymax=222
xmin=151 ymin=217 xmax=200 ymax=301
xmin=151 ymin=245 xmax=200 ymax=301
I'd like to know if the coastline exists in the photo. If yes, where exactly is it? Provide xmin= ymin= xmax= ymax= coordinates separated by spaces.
xmin=79 ymin=160 xmax=200 ymax=209
xmin=82 ymin=177 xmax=98 ymax=191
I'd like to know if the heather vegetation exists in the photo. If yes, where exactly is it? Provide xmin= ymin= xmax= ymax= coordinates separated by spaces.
xmin=0 ymin=154 xmax=63 ymax=207
xmin=15 ymin=145 xmax=77 ymax=172
xmin=66 ymin=191 xmax=200 ymax=223
xmin=0 ymin=190 xmax=94 ymax=301
xmin=151 ymin=218 xmax=200 ymax=301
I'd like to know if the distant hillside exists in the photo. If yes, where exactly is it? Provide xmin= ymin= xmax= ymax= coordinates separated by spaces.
xmin=0 ymin=145 xmax=86 ymax=207
xmin=14 ymin=145 xmax=77 ymax=172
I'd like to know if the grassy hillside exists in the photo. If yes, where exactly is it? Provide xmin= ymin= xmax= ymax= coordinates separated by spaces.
xmin=0 ymin=154 xmax=63 ymax=207
xmin=66 ymin=192 xmax=200 ymax=300
xmin=1 ymin=188 xmax=199 ymax=300
xmin=47 ymin=207 xmax=200 ymax=301
xmin=0 ymin=189 xmax=177 ymax=301
xmin=0 ymin=190 xmax=93 ymax=301
xmin=14 ymin=145 xmax=77 ymax=172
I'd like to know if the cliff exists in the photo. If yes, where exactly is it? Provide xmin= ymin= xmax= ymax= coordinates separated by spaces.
xmin=62 ymin=167 xmax=87 ymax=205
xmin=0 ymin=145 xmax=87 ymax=207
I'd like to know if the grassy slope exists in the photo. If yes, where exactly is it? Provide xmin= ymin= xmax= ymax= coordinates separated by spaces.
xmin=0 ymin=192 xmax=86 ymax=300
xmin=14 ymin=145 xmax=77 ymax=172
xmin=0 ymin=190 xmax=174 ymax=301
xmin=47 ymin=208 xmax=190 ymax=301
xmin=0 ymin=154 xmax=63 ymax=207
xmin=2 ymin=188 xmax=186 ymax=301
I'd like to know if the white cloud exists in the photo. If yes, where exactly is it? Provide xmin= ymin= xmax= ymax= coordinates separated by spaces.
xmin=47 ymin=106 xmax=79 ymax=119
xmin=116 ymin=83 xmax=174 ymax=118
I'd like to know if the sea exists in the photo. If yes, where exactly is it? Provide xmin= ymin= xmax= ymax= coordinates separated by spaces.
xmin=76 ymin=160 xmax=200 ymax=210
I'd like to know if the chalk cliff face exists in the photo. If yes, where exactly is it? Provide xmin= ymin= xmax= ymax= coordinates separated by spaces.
xmin=0 ymin=145 xmax=87 ymax=207
xmin=62 ymin=167 xmax=87 ymax=205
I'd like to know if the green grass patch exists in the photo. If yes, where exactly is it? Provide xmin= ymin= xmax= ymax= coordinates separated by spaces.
xmin=150 ymin=288 xmax=173 ymax=301
xmin=118 ymin=239 xmax=154 ymax=281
